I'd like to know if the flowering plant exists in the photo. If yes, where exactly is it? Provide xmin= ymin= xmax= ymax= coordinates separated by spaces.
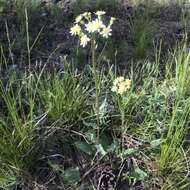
xmin=70 ymin=11 xmax=115 ymax=145
xmin=70 ymin=11 xmax=115 ymax=47
xmin=112 ymin=76 xmax=132 ymax=148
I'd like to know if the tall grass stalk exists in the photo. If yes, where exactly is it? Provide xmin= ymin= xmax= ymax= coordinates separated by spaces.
xmin=5 ymin=21 xmax=14 ymax=65
xmin=175 ymin=44 xmax=190 ymax=98
xmin=25 ymin=8 xmax=31 ymax=71
xmin=91 ymin=39 xmax=100 ymax=144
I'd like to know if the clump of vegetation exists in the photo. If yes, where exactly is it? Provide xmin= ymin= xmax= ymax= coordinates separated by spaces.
xmin=38 ymin=69 xmax=88 ymax=124
xmin=0 ymin=74 xmax=41 ymax=188
xmin=0 ymin=0 xmax=190 ymax=190
xmin=131 ymin=14 xmax=155 ymax=59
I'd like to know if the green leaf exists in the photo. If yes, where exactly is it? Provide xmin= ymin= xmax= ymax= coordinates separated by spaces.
xmin=133 ymin=168 xmax=148 ymax=181
xmin=85 ymin=130 xmax=97 ymax=143
xmin=99 ymin=97 xmax=108 ymax=116
xmin=83 ymin=121 xmax=97 ymax=129
xmin=75 ymin=141 xmax=94 ymax=155
xmin=95 ymin=144 xmax=107 ymax=156
xmin=150 ymin=139 xmax=162 ymax=148
xmin=49 ymin=163 xmax=61 ymax=172
xmin=107 ymin=140 xmax=120 ymax=153
xmin=62 ymin=167 xmax=80 ymax=184
xmin=99 ymin=134 xmax=111 ymax=150
xmin=123 ymin=148 xmax=137 ymax=156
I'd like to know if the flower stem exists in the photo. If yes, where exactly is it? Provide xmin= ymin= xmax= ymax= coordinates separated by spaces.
xmin=119 ymin=97 xmax=125 ymax=150
xmin=121 ymin=108 xmax=125 ymax=149
xmin=91 ymin=39 xmax=100 ymax=144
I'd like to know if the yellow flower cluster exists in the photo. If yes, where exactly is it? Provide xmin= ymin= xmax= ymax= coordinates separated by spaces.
xmin=70 ymin=11 xmax=116 ymax=47
xmin=111 ymin=77 xmax=131 ymax=95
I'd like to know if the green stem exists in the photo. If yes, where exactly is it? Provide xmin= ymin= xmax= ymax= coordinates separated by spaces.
xmin=91 ymin=39 xmax=100 ymax=144
xmin=119 ymin=97 xmax=125 ymax=150
xmin=25 ymin=8 xmax=31 ymax=72
xmin=121 ymin=109 xmax=125 ymax=149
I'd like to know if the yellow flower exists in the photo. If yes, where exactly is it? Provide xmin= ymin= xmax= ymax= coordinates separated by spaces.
xmin=80 ymin=34 xmax=90 ymax=47
xmin=112 ymin=77 xmax=131 ymax=95
xmin=109 ymin=17 xmax=116 ymax=26
xmin=101 ymin=26 xmax=112 ymax=38
xmin=96 ymin=11 xmax=106 ymax=15
xmin=113 ymin=76 xmax=124 ymax=86
xmin=92 ymin=19 xmax=104 ymax=32
xmin=95 ymin=11 xmax=106 ymax=18
xmin=111 ymin=85 xmax=117 ymax=92
xmin=85 ymin=19 xmax=104 ymax=33
xmin=85 ymin=22 xmax=94 ymax=33
xmin=117 ymin=83 xmax=127 ymax=95
xmin=70 ymin=24 xmax=81 ymax=36
xmin=83 ymin=12 xmax=91 ymax=19
xmin=83 ymin=12 xmax=88 ymax=17
xmin=124 ymin=79 xmax=132 ymax=89
xmin=75 ymin=14 xmax=83 ymax=23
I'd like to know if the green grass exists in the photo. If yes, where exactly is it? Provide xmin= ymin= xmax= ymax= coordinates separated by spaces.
xmin=131 ymin=16 xmax=155 ymax=60
xmin=0 ymin=74 xmax=42 ymax=189
xmin=38 ymin=68 xmax=89 ymax=124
